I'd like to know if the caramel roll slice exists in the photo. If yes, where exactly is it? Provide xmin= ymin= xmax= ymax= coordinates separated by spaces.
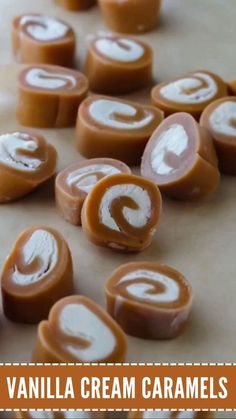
xmin=76 ymin=96 xmax=164 ymax=165
xmin=151 ymin=70 xmax=227 ymax=119
xmin=57 ymin=0 xmax=96 ymax=11
xmin=98 ymin=0 xmax=162 ymax=34
xmin=17 ymin=65 xmax=88 ymax=128
xmin=81 ymin=173 xmax=162 ymax=252
xmin=128 ymin=411 xmax=214 ymax=419
xmin=1 ymin=226 xmax=73 ymax=324
xmin=200 ymin=97 xmax=236 ymax=175
xmin=85 ymin=35 xmax=153 ymax=94
xmin=141 ymin=113 xmax=220 ymax=200
xmin=32 ymin=295 xmax=127 ymax=363
xmin=12 ymin=14 xmax=75 ymax=67
xmin=16 ymin=410 xmax=104 ymax=418
xmin=0 ymin=131 xmax=57 ymax=203
xmin=56 ymin=158 xmax=131 ymax=226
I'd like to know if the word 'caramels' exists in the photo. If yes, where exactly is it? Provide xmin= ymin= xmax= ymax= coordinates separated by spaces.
xmin=1 ymin=226 xmax=73 ymax=324
xmin=16 ymin=411 xmax=104 ymax=418
xmin=82 ymin=173 xmax=162 ymax=252
xmin=200 ymin=97 xmax=236 ymax=175
xmin=98 ymin=0 xmax=162 ymax=34
xmin=56 ymin=158 xmax=131 ymax=226
xmin=18 ymin=65 xmax=88 ymax=128
xmin=128 ymin=411 xmax=214 ymax=418
xmin=141 ymin=113 xmax=220 ymax=200
xmin=32 ymin=295 xmax=127 ymax=363
xmin=12 ymin=14 xmax=75 ymax=67
xmin=151 ymin=71 xmax=228 ymax=119
xmin=57 ymin=0 xmax=96 ymax=11
xmin=85 ymin=35 xmax=153 ymax=94
xmin=106 ymin=261 xmax=192 ymax=339
xmin=76 ymin=96 xmax=164 ymax=165
xmin=0 ymin=131 xmax=57 ymax=202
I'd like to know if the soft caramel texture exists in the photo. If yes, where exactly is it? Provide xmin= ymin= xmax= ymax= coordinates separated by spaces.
xmin=151 ymin=70 xmax=228 ymax=119
xmin=18 ymin=65 xmax=88 ymax=128
xmin=81 ymin=173 xmax=162 ymax=252
xmin=32 ymin=295 xmax=127 ymax=363
xmin=98 ymin=0 xmax=162 ymax=34
xmin=128 ymin=412 xmax=214 ymax=419
xmin=84 ymin=36 xmax=153 ymax=94
xmin=0 ymin=132 xmax=57 ymax=203
xmin=76 ymin=95 xmax=164 ymax=165
xmin=141 ymin=113 xmax=220 ymax=200
xmin=200 ymin=97 xmax=236 ymax=175
xmin=56 ymin=158 xmax=131 ymax=226
xmin=12 ymin=14 xmax=75 ymax=67
xmin=106 ymin=261 xmax=192 ymax=340
xmin=1 ymin=226 xmax=73 ymax=324
xmin=56 ymin=0 xmax=96 ymax=10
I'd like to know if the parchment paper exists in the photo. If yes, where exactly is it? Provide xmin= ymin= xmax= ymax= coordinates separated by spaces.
xmin=0 ymin=1 xmax=236 ymax=417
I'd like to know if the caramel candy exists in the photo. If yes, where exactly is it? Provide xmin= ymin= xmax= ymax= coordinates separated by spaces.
xmin=12 ymin=14 xmax=75 ymax=67
xmin=0 ymin=131 xmax=57 ymax=203
xmin=151 ymin=70 xmax=228 ymax=119
xmin=98 ymin=0 xmax=162 ymax=34
xmin=200 ymin=97 xmax=236 ymax=175
xmin=57 ymin=0 xmax=96 ymax=11
xmin=32 ymin=295 xmax=127 ymax=363
xmin=81 ymin=173 xmax=162 ymax=252
xmin=1 ymin=226 xmax=73 ymax=324
xmin=85 ymin=35 xmax=153 ymax=94
xmin=141 ymin=113 xmax=220 ymax=200
xmin=16 ymin=411 xmax=104 ymax=418
xmin=76 ymin=96 xmax=164 ymax=165
xmin=128 ymin=411 xmax=214 ymax=419
xmin=106 ymin=261 xmax=192 ymax=340
xmin=56 ymin=158 xmax=131 ymax=226
xmin=17 ymin=65 xmax=89 ymax=128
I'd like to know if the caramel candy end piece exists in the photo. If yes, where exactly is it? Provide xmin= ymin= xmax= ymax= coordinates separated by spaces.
xmin=76 ymin=95 xmax=164 ymax=165
xmin=12 ymin=14 xmax=75 ymax=67
xmin=56 ymin=158 xmax=131 ymax=226
xmin=98 ymin=0 xmax=162 ymax=34
xmin=57 ymin=0 xmax=96 ymax=11
xmin=17 ymin=65 xmax=88 ymax=128
xmin=141 ymin=112 xmax=220 ymax=200
xmin=200 ymin=96 xmax=236 ymax=175
xmin=84 ymin=35 xmax=153 ymax=94
xmin=81 ymin=173 xmax=162 ymax=252
xmin=128 ymin=411 xmax=214 ymax=419
xmin=1 ymin=226 xmax=73 ymax=324
xmin=106 ymin=261 xmax=192 ymax=340
xmin=0 ymin=131 xmax=57 ymax=203
xmin=151 ymin=70 xmax=228 ymax=119
xmin=32 ymin=295 xmax=127 ymax=363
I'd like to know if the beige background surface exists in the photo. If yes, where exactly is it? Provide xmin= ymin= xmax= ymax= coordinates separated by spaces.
xmin=0 ymin=0 xmax=236 ymax=417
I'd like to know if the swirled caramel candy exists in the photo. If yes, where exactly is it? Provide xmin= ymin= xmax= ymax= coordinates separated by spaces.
xmin=128 ymin=411 xmax=214 ymax=419
xmin=17 ymin=65 xmax=88 ymax=128
xmin=85 ymin=35 xmax=152 ymax=94
xmin=16 ymin=410 xmax=104 ymax=418
xmin=152 ymin=71 xmax=227 ymax=119
xmin=12 ymin=14 xmax=75 ymax=67
xmin=106 ymin=262 xmax=192 ymax=339
xmin=98 ymin=0 xmax=162 ymax=34
xmin=56 ymin=158 xmax=131 ymax=226
xmin=141 ymin=113 xmax=220 ymax=200
xmin=1 ymin=226 xmax=73 ymax=324
xmin=0 ymin=131 xmax=57 ymax=203
xmin=81 ymin=173 xmax=162 ymax=252
xmin=76 ymin=96 xmax=164 ymax=165
xmin=200 ymin=97 xmax=236 ymax=175
xmin=57 ymin=0 xmax=96 ymax=11
xmin=32 ymin=295 xmax=127 ymax=362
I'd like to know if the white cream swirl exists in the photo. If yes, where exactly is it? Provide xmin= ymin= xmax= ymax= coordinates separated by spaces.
xmin=160 ymin=72 xmax=218 ymax=104
xmin=0 ymin=132 xmax=42 ymax=172
xmin=12 ymin=230 xmax=58 ymax=286
xmin=143 ymin=412 xmax=196 ymax=419
xmin=89 ymin=99 xmax=154 ymax=130
xmin=209 ymin=101 xmax=236 ymax=136
xmin=60 ymin=303 xmax=116 ymax=362
xmin=67 ymin=164 xmax=121 ymax=193
xmin=26 ymin=68 xmax=76 ymax=90
xmin=95 ymin=37 xmax=144 ymax=62
xmin=19 ymin=15 xmax=69 ymax=41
